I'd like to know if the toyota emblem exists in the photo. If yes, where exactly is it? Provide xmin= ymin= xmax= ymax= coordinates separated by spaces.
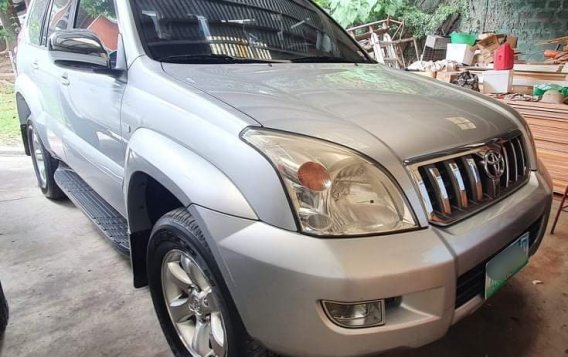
xmin=483 ymin=149 xmax=505 ymax=180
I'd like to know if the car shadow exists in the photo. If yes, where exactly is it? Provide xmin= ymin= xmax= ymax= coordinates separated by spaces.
xmin=49 ymin=197 xmax=75 ymax=208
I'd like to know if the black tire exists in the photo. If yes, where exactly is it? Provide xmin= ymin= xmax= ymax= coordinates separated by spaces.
xmin=0 ymin=281 xmax=8 ymax=336
xmin=147 ymin=208 xmax=275 ymax=357
xmin=27 ymin=122 xmax=65 ymax=200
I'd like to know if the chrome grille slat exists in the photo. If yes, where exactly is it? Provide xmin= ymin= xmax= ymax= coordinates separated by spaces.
xmin=508 ymin=140 xmax=519 ymax=182
xmin=462 ymin=156 xmax=484 ymax=202
xmin=408 ymin=133 xmax=530 ymax=225
xmin=444 ymin=161 xmax=468 ymax=209
xmin=411 ymin=170 xmax=434 ymax=220
xmin=514 ymin=138 xmax=526 ymax=177
xmin=424 ymin=166 xmax=452 ymax=216
xmin=502 ymin=146 xmax=510 ymax=189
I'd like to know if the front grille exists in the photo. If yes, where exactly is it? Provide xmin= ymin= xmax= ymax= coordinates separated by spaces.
xmin=407 ymin=132 xmax=530 ymax=225
xmin=454 ymin=217 xmax=543 ymax=308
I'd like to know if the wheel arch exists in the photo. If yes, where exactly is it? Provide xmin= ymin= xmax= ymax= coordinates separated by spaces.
xmin=127 ymin=171 xmax=186 ymax=287
xmin=124 ymin=128 xmax=257 ymax=287
xmin=15 ymin=75 xmax=44 ymax=156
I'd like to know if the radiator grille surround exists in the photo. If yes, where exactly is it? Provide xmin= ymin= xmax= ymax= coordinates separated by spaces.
xmin=407 ymin=132 xmax=530 ymax=225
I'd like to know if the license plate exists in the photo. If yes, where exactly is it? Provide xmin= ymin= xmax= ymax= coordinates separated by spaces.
xmin=485 ymin=232 xmax=530 ymax=299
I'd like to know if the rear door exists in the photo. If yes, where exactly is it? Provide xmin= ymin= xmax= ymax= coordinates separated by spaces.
xmin=17 ymin=0 xmax=68 ymax=159
xmin=38 ymin=0 xmax=75 ymax=159
xmin=59 ymin=0 xmax=127 ymax=215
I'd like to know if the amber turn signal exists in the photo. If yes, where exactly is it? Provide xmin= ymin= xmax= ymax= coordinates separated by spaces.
xmin=297 ymin=162 xmax=331 ymax=191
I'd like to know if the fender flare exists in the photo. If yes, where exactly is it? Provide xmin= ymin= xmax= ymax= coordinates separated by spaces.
xmin=124 ymin=128 xmax=258 ymax=234
xmin=15 ymin=74 xmax=46 ymax=155
xmin=15 ymin=74 xmax=43 ymax=126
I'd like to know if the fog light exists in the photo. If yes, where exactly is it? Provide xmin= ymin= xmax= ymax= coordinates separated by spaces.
xmin=322 ymin=300 xmax=385 ymax=328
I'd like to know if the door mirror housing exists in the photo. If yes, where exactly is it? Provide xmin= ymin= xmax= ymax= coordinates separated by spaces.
xmin=48 ymin=30 xmax=111 ymax=71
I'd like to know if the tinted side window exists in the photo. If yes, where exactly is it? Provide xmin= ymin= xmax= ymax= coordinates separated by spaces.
xmin=26 ymin=0 xmax=50 ymax=45
xmin=75 ymin=0 xmax=118 ymax=52
xmin=44 ymin=0 xmax=74 ymax=44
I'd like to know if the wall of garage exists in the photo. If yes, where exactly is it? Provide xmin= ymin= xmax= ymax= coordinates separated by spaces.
xmin=416 ymin=0 xmax=568 ymax=61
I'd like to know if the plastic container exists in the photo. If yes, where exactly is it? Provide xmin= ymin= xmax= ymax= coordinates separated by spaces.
xmin=450 ymin=32 xmax=477 ymax=46
xmin=446 ymin=44 xmax=475 ymax=65
xmin=533 ymin=83 xmax=568 ymax=97
xmin=494 ymin=43 xmax=514 ymax=70
xmin=483 ymin=70 xmax=513 ymax=94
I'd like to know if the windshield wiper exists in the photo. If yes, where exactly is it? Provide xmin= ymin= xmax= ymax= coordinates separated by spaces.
xmin=158 ymin=54 xmax=283 ymax=64
xmin=290 ymin=55 xmax=366 ymax=63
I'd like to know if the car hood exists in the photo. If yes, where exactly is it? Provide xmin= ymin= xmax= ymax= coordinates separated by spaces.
xmin=162 ymin=63 xmax=520 ymax=160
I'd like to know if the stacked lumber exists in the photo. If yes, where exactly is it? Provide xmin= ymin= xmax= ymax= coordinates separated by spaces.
xmin=544 ymin=50 xmax=568 ymax=63
xmin=502 ymin=100 xmax=568 ymax=194
xmin=541 ymin=36 xmax=568 ymax=64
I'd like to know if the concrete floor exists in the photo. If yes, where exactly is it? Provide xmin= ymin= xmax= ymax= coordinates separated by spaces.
xmin=0 ymin=154 xmax=566 ymax=357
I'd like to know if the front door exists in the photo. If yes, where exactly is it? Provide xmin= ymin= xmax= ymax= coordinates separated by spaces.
xmin=59 ymin=0 xmax=127 ymax=215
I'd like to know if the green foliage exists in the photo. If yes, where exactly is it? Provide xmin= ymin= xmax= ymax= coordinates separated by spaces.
xmin=0 ymin=27 xmax=6 ymax=40
xmin=313 ymin=0 xmax=464 ymax=39
xmin=315 ymin=0 xmax=405 ymax=28
xmin=80 ymin=0 xmax=116 ymax=19
xmin=0 ymin=83 xmax=20 ymax=146
xmin=402 ymin=4 xmax=461 ymax=38
xmin=0 ymin=0 xmax=18 ymax=42
xmin=314 ymin=0 xmax=331 ymax=9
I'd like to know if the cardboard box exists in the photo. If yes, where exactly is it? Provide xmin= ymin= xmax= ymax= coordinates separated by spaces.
xmin=482 ymin=70 xmax=513 ymax=94
xmin=506 ymin=35 xmax=518 ymax=49
xmin=480 ymin=48 xmax=495 ymax=63
xmin=478 ymin=34 xmax=500 ymax=51
xmin=446 ymin=44 xmax=476 ymax=65
xmin=436 ymin=71 xmax=461 ymax=83
xmin=477 ymin=34 xmax=501 ymax=64
xmin=410 ymin=71 xmax=436 ymax=78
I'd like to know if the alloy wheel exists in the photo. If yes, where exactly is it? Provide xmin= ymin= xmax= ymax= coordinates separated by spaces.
xmin=31 ymin=129 xmax=47 ymax=189
xmin=161 ymin=249 xmax=227 ymax=357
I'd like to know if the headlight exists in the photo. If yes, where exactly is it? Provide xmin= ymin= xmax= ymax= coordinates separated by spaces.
xmin=242 ymin=128 xmax=417 ymax=236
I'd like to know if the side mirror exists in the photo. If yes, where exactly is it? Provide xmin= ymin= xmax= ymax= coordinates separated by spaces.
xmin=48 ymin=30 xmax=110 ymax=70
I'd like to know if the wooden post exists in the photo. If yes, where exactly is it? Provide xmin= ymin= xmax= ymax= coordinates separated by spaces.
xmin=413 ymin=37 xmax=420 ymax=62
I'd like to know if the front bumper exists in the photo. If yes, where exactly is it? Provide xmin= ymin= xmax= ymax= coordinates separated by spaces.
xmin=190 ymin=171 xmax=552 ymax=357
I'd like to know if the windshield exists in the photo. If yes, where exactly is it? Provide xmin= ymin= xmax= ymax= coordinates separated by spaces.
xmin=130 ymin=0 xmax=370 ymax=63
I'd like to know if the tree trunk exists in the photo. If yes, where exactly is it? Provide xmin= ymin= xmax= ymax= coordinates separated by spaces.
xmin=0 ymin=0 xmax=21 ymax=51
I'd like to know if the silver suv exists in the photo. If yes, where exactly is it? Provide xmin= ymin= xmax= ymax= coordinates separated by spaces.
xmin=16 ymin=0 xmax=553 ymax=356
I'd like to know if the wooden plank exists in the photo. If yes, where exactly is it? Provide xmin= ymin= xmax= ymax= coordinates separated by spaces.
xmin=535 ymin=140 xmax=568 ymax=153
xmin=525 ymin=117 xmax=568 ymax=130
xmin=481 ymin=63 xmax=566 ymax=72
xmin=511 ymin=105 xmax=568 ymax=114
xmin=509 ymin=111 xmax=568 ymax=121
xmin=535 ymin=139 xmax=566 ymax=152
xmin=505 ymin=101 xmax=568 ymax=111
xmin=536 ymin=149 xmax=568 ymax=194
xmin=513 ymin=64 xmax=565 ymax=73
xmin=514 ymin=105 xmax=568 ymax=112
xmin=530 ymin=129 xmax=568 ymax=141
xmin=500 ymin=98 xmax=568 ymax=194
xmin=512 ymin=78 xmax=568 ymax=87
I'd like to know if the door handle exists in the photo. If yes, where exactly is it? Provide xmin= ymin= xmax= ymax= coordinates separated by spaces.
xmin=60 ymin=72 xmax=70 ymax=86
xmin=31 ymin=60 xmax=39 ymax=70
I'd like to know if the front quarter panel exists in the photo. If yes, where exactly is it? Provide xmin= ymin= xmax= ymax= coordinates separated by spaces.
xmin=121 ymin=57 xmax=298 ymax=232
xmin=124 ymin=128 xmax=258 ymax=231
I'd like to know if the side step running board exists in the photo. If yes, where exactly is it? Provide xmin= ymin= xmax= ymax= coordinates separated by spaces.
xmin=54 ymin=165 xmax=130 ymax=255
